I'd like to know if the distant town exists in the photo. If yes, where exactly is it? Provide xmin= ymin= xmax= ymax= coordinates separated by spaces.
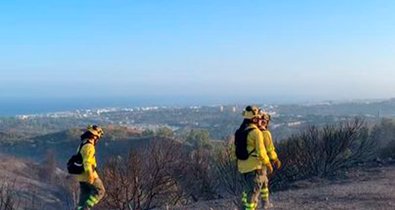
xmin=7 ymin=98 xmax=395 ymax=142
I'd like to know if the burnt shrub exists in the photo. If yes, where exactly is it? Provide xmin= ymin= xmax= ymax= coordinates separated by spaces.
xmin=271 ymin=118 xmax=376 ymax=190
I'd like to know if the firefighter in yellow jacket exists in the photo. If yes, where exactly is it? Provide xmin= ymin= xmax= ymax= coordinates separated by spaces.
xmin=237 ymin=106 xmax=273 ymax=210
xmin=76 ymin=125 xmax=106 ymax=210
xmin=258 ymin=111 xmax=281 ymax=209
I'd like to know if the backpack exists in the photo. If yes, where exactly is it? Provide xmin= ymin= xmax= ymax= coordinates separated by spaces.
xmin=234 ymin=127 xmax=256 ymax=160
xmin=67 ymin=142 xmax=91 ymax=174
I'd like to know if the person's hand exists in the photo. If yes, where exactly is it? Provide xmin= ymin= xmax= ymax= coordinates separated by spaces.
xmin=88 ymin=173 xmax=95 ymax=184
xmin=265 ymin=162 xmax=273 ymax=174
xmin=272 ymin=159 xmax=282 ymax=170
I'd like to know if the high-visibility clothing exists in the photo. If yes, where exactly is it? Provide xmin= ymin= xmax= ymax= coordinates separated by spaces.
xmin=238 ymin=124 xmax=270 ymax=174
xmin=242 ymin=196 xmax=257 ymax=210
xmin=244 ymin=202 xmax=257 ymax=210
xmin=76 ymin=139 xmax=99 ymax=182
xmin=76 ymin=139 xmax=105 ymax=209
xmin=78 ymin=177 xmax=105 ymax=209
xmin=260 ymin=167 xmax=269 ymax=201
xmin=260 ymin=130 xmax=276 ymax=208
xmin=242 ymin=191 xmax=248 ymax=205
xmin=241 ymin=169 xmax=265 ymax=210
xmin=262 ymin=130 xmax=278 ymax=161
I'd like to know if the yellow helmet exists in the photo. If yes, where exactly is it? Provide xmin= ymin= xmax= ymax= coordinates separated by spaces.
xmin=242 ymin=105 xmax=261 ymax=119
xmin=87 ymin=125 xmax=104 ymax=138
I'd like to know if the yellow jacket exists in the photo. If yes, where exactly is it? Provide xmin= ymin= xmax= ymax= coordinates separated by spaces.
xmin=237 ymin=124 xmax=270 ymax=174
xmin=262 ymin=130 xmax=278 ymax=161
xmin=76 ymin=139 xmax=99 ymax=182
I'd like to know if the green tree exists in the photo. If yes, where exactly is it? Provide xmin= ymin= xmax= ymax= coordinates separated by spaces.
xmin=142 ymin=129 xmax=154 ymax=137
xmin=370 ymin=118 xmax=395 ymax=158
xmin=186 ymin=129 xmax=212 ymax=149
xmin=155 ymin=127 xmax=174 ymax=138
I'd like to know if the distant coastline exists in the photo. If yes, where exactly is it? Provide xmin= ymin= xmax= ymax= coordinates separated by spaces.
xmin=1 ymin=96 xmax=392 ymax=117
xmin=0 ymin=95 xmax=284 ymax=116
xmin=0 ymin=97 xmax=153 ymax=116
xmin=0 ymin=96 xmax=222 ymax=116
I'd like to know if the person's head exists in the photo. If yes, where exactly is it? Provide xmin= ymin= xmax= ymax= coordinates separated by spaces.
xmin=242 ymin=105 xmax=261 ymax=125
xmin=259 ymin=111 xmax=271 ymax=129
xmin=81 ymin=125 xmax=104 ymax=144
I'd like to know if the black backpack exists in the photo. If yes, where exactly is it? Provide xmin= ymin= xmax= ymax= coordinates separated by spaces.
xmin=67 ymin=142 xmax=91 ymax=174
xmin=234 ymin=127 xmax=256 ymax=160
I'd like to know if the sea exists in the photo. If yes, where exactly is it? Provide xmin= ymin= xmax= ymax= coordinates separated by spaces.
xmin=0 ymin=97 xmax=180 ymax=116
xmin=0 ymin=95 xmax=307 ymax=117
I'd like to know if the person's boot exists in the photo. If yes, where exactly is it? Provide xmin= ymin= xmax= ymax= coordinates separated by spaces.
xmin=262 ymin=200 xmax=273 ymax=209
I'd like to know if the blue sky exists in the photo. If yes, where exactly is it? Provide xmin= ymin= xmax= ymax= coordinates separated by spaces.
xmin=1 ymin=0 xmax=394 ymax=103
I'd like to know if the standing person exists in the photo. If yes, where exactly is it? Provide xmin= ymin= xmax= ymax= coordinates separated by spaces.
xmin=258 ymin=111 xmax=281 ymax=209
xmin=236 ymin=106 xmax=273 ymax=210
xmin=76 ymin=125 xmax=106 ymax=210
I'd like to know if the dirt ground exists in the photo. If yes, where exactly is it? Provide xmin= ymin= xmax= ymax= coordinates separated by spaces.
xmin=173 ymin=164 xmax=395 ymax=210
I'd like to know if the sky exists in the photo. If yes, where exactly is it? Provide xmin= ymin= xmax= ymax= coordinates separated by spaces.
xmin=1 ymin=0 xmax=394 ymax=104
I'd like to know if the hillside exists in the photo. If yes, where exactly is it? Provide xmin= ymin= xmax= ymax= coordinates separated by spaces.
xmin=0 ymin=127 xmax=152 ymax=164
xmin=177 ymin=163 xmax=395 ymax=210
xmin=0 ymin=154 xmax=70 ymax=210
xmin=0 ymin=117 xmax=393 ymax=210
xmin=1 ymin=147 xmax=393 ymax=209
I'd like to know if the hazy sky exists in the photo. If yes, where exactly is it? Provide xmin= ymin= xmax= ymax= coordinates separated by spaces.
xmin=1 ymin=0 xmax=394 ymax=103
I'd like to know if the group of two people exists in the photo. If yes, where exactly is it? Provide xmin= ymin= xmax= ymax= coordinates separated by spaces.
xmin=237 ymin=105 xmax=282 ymax=210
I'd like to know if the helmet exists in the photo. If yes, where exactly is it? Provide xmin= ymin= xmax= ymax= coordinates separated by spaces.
xmin=260 ymin=111 xmax=271 ymax=122
xmin=87 ymin=125 xmax=104 ymax=138
xmin=242 ymin=105 xmax=261 ymax=119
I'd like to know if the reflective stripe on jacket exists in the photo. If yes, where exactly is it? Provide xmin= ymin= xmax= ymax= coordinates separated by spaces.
xmin=237 ymin=124 xmax=270 ymax=174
